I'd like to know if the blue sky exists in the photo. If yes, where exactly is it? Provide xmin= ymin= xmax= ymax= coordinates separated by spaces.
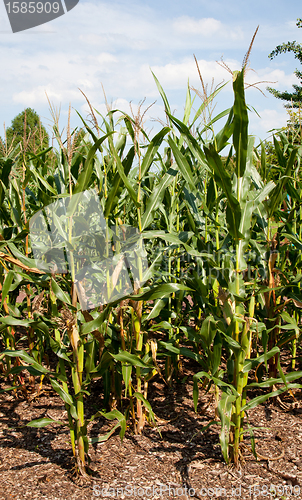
xmin=0 ymin=0 xmax=301 ymax=143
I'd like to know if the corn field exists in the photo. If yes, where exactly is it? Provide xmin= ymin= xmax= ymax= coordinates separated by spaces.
xmin=1 ymin=56 xmax=302 ymax=478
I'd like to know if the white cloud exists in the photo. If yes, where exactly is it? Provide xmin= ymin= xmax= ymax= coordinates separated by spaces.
xmin=13 ymin=85 xmax=80 ymax=106
xmin=249 ymin=108 xmax=288 ymax=137
xmin=246 ymin=68 xmax=298 ymax=90
xmin=96 ymin=53 xmax=118 ymax=65
xmin=0 ymin=0 xmax=300 ymax=142
xmin=173 ymin=16 xmax=222 ymax=35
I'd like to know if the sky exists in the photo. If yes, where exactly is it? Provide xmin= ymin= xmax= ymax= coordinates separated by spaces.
xmin=0 ymin=0 xmax=301 ymax=145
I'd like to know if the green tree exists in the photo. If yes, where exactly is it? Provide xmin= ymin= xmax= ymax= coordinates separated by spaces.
xmin=267 ymin=18 xmax=302 ymax=108
xmin=2 ymin=108 xmax=49 ymax=161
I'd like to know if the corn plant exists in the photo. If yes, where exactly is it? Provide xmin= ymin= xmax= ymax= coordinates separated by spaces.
xmin=1 ymin=54 xmax=302 ymax=475
xmin=162 ymin=66 xmax=302 ymax=465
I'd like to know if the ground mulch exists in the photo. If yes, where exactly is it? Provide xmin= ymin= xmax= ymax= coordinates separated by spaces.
xmin=1 ymin=360 xmax=302 ymax=500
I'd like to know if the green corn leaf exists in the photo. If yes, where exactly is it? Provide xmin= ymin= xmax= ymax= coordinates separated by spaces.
xmin=108 ymin=135 xmax=140 ymax=208
xmin=253 ymin=180 xmax=276 ymax=205
xmin=89 ymin=351 xmax=113 ymax=378
xmin=7 ymin=243 xmax=49 ymax=273
xmin=149 ymin=321 xmax=173 ymax=331
xmin=282 ymin=232 xmax=302 ymax=251
xmin=141 ymin=127 xmax=170 ymax=179
xmin=26 ymin=418 xmax=64 ymax=428
xmin=81 ymin=308 xmax=109 ymax=334
xmin=232 ymin=69 xmax=248 ymax=178
xmin=273 ymin=135 xmax=286 ymax=169
xmin=111 ymin=351 xmax=151 ymax=369
xmin=115 ymin=129 xmax=127 ymax=153
xmin=1 ymin=158 xmax=13 ymax=188
xmin=152 ymin=72 xmax=172 ymax=119
xmin=141 ymin=168 xmax=176 ymax=230
xmin=179 ymin=347 xmax=205 ymax=366
xmin=51 ymin=211 xmax=68 ymax=240
xmin=217 ymin=392 xmax=237 ymax=463
xmin=247 ymin=370 xmax=302 ymax=388
xmin=0 ymin=385 xmax=25 ymax=393
xmin=211 ymin=377 xmax=239 ymax=396
xmin=260 ymin=140 xmax=267 ymax=180
xmin=90 ymin=423 xmax=120 ymax=444
xmin=212 ymin=333 xmax=222 ymax=376
xmin=141 ymin=229 xmax=203 ymax=257
xmin=128 ymin=283 xmax=192 ymax=302
xmin=203 ymin=144 xmax=243 ymax=239
xmin=29 ymin=164 xmax=57 ymax=194
xmin=8 ymin=188 xmax=23 ymax=228
xmin=48 ymin=338 xmax=71 ymax=363
xmin=168 ymin=136 xmax=195 ymax=191
xmin=220 ymin=331 xmax=243 ymax=355
xmin=0 ymin=349 xmax=49 ymax=374
xmin=243 ymin=346 xmax=280 ymax=373
xmin=159 ymin=341 xmax=180 ymax=355
xmin=213 ymin=107 xmax=234 ymax=152
xmin=139 ymin=251 xmax=163 ymax=284
xmin=167 ymin=113 xmax=208 ymax=169
xmin=9 ymin=365 xmax=36 ymax=375
xmin=123 ymin=115 xmax=135 ymax=141
xmin=277 ymin=356 xmax=288 ymax=390
xmin=97 ymin=409 xmax=124 ymax=421
xmin=0 ymin=316 xmax=32 ymax=327
xmin=122 ymin=363 xmax=132 ymax=398
xmin=242 ymin=384 xmax=302 ymax=412
xmin=193 ymin=377 xmax=200 ymax=412
xmin=143 ymin=298 xmax=168 ymax=322
xmin=28 ymin=146 xmax=53 ymax=161
xmin=191 ymin=81 xmax=229 ymax=127
xmin=50 ymin=378 xmax=77 ymax=415
xmin=104 ymin=146 xmax=135 ymax=217
xmin=51 ymin=279 xmax=72 ymax=305
xmin=94 ymin=409 xmax=127 ymax=442
xmin=199 ymin=315 xmax=217 ymax=349
xmin=75 ymin=110 xmax=101 ymax=145
xmin=280 ymin=312 xmax=299 ymax=334
xmin=73 ymin=134 xmax=114 ymax=194
xmin=34 ymin=320 xmax=49 ymax=336
xmin=133 ymin=392 xmax=156 ymax=425
xmin=268 ymin=147 xmax=297 ymax=217
xmin=183 ymin=81 xmax=193 ymax=126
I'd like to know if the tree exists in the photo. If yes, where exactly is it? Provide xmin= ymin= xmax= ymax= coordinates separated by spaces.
xmin=2 ymin=108 xmax=49 ymax=160
xmin=267 ymin=18 xmax=302 ymax=108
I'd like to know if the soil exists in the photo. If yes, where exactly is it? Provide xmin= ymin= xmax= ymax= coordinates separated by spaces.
xmin=1 ymin=358 xmax=302 ymax=500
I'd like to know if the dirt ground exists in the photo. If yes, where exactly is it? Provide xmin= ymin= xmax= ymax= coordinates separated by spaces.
xmin=1 ymin=358 xmax=302 ymax=500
